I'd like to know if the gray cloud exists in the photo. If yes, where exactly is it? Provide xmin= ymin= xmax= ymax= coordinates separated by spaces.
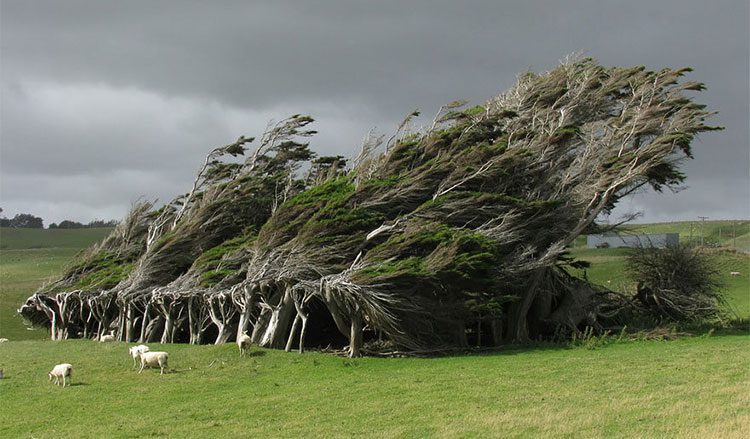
xmin=1 ymin=0 xmax=748 ymax=224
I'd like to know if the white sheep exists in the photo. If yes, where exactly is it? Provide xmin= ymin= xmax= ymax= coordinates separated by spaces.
xmin=49 ymin=363 xmax=73 ymax=387
xmin=99 ymin=332 xmax=116 ymax=342
xmin=730 ymin=271 xmax=741 ymax=277
xmin=237 ymin=332 xmax=252 ymax=357
xmin=128 ymin=344 xmax=150 ymax=368
xmin=0 ymin=338 xmax=9 ymax=343
xmin=138 ymin=351 xmax=169 ymax=375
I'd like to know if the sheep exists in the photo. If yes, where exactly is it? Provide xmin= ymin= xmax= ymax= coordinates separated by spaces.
xmin=128 ymin=344 xmax=150 ymax=368
xmin=138 ymin=351 xmax=169 ymax=375
xmin=0 ymin=338 xmax=9 ymax=343
xmin=99 ymin=331 xmax=116 ymax=342
xmin=48 ymin=363 xmax=73 ymax=387
xmin=237 ymin=332 xmax=252 ymax=357
xmin=730 ymin=271 xmax=741 ymax=277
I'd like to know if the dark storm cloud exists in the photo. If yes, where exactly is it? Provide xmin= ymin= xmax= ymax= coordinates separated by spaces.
xmin=1 ymin=0 xmax=748 ymax=224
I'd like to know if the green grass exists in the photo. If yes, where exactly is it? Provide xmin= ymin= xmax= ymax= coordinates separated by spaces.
xmin=568 ymin=246 xmax=750 ymax=319
xmin=0 ymin=227 xmax=113 ymax=250
xmin=0 ymin=248 xmax=83 ymax=340
xmin=0 ymin=336 xmax=747 ymax=437
xmin=0 ymin=227 xmax=113 ymax=340
xmin=0 ymin=227 xmax=748 ymax=436
xmin=626 ymin=220 xmax=750 ymax=252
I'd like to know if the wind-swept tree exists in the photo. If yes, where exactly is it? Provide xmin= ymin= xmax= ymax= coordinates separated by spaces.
xmin=20 ymin=58 xmax=720 ymax=354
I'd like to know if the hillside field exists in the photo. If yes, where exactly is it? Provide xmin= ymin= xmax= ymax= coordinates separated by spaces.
xmin=0 ymin=225 xmax=748 ymax=436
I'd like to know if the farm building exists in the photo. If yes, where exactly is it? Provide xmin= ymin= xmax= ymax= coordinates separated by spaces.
xmin=587 ymin=233 xmax=679 ymax=249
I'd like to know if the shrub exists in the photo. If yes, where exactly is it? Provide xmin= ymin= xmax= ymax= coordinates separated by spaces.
xmin=627 ymin=244 xmax=726 ymax=322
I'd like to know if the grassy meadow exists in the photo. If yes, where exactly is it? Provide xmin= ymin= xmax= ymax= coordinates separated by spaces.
xmin=0 ymin=224 xmax=748 ymax=437
xmin=0 ymin=228 xmax=112 ymax=340
xmin=1 ymin=335 xmax=748 ymax=438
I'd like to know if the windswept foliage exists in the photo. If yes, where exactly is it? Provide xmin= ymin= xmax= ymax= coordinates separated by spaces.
xmin=629 ymin=244 xmax=726 ymax=322
xmin=20 ymin=58 xmax=721 ymax=355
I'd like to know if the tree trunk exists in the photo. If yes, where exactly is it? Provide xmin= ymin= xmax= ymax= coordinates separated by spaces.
xmin=509 ymin=268 xmax=546 ymax=341
xmin=236 ymin=306 xmax=253 ymax=343
xmin=259 ymin=295 xmax=295 ymax=349
xmin=51 ymin=312 xmax=60 ymax=341
xmin=491 ymin=318 xmax=503 ymax=346
xmin=251 ymin=309 xmax=271 ymax=344
xmin=187 ymin=298 xmax=204 ymax=345
xmin=139 ymin=303 xmax=151 ymax=343
xmin=322 ymin=286 xmax=352 ymax=340
xmin=144 ymin=316 xmax=163 ymax=342
xmin=214 ymin=322 xmax=230 ymax=344
xmin=160 ymin=315 xmax=173 ymax=344
xmin=298 ymin=314 xmax=308 ymax=354
xmin=285 ymin=315 xmax=300 ymax=352
xmin=349 ymin=315 xmax=363 ymax=358
xmin=124 ymin=303 xmax=135 ymax=342
xmin=476 ymin=319 xmax=482 ymax=347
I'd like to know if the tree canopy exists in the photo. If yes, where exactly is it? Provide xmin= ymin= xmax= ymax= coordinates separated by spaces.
xmin=20 ymin=58 xmax=720 ymax=355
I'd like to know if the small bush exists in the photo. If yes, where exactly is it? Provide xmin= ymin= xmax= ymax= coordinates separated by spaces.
xmin=627 ymin=244 xmax=726 ymax=322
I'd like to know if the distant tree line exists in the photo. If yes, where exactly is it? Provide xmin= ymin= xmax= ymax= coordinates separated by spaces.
xmin=0 ymin=208 xmax=117 ymax=229
xmin=48 ymin=219 xmax=119 ymax=229
xmin=0 ymin=213 xmax=44 ymax=228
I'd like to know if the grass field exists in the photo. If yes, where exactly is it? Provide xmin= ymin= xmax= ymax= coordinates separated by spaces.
xmin=0 ymin=228 xmax=112 ymax=339
xmin=627 ymin=220 xmax=750 ymax=252
xmin=0 ymin=227 xmax=113 ymax=250
xmin=0 ymin=224 xmax=748 ymax=437
xmin=568 ymin=247 xmax=750 ymax=318
xmin=0 ymin=335 xmax=748 ymax=438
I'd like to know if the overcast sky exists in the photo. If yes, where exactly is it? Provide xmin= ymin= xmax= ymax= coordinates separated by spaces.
xmin=1 ymin=1 xmax=748 ymax=225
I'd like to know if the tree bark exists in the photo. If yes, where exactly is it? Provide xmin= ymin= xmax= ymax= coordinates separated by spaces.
xmin=509 ymin=268 xmax=546 ymax=341
xmin=349 ymin=315 xmax=363 ymax=358
xmin=124 ymin=303 xmax=135 ymax=342
xmin=139 ymin=302 xmax=151 ymax=343
xmin=298 ymin=313 xmax=308 ymax=354
xmin=259 ymin=290 xmax=295 ymax=349
xmin=285 ymin=315 xmax=300 ymax=352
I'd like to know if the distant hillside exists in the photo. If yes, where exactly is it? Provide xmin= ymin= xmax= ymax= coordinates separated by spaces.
xmin=626 ymin=220 xmax=750 ymax=252
xmin=0 ymin=227 xmax=113 ymax=250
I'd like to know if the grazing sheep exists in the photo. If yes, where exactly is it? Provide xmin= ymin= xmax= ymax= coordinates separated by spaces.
xmin=128 ymin=344 xmax=150 ymax=368
xmin=730 ymin=271 xmax=741 ymax=277
xmin=49 ymin=363 xmax=73 ymax=387
xmin=139 ymin=351 xmax=169 ymax=375
xmin=237 ymin=332 xmax=252 ymax=357
xmin=0 ymin=338 xmax=9 ymax=343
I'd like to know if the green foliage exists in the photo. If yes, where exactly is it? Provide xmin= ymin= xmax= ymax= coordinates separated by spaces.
xmin=193 ymin=232 xmax=254 ymax=287
xmin=303 ymin=207 xmax=384 ymax=245
xmin=200 ymin=269 xmax=240 ymax=287
xmin=193 ymin=233 xmax=253 ymax=272
xmin=463 ymin=105 xmax=486 ymax=116
xmin=360 ymin=256 xmax=429 ymax=278
xmin=550 ymin=125 xmax=581 ymax=143
xmin=59 ymin=252 xmax=134 ymax=291
xmin=286 ymin=176 xmax=354 ymax=207
xmin=359 ymin=175 xmax=404 ymax=189
xmin=259 ymin=177 xmax=358 ymax=246
xmin=359 ymin=223 xmax=502 ymax=305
